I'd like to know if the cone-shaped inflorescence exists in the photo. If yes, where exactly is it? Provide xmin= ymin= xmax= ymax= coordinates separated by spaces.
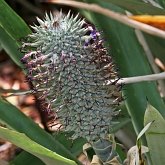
xmin=21 ymin=12 xmax=122 ymax=142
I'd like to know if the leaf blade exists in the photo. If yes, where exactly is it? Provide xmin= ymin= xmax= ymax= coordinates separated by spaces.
xmin=0 ymin=0 xmax=31 ymax=39
xmin=0 ymin=126 xmax=76 ymax=165
xmin=0 ymin=99 xmax=80 ymax=164
xmin=144 ymin=103 xmax=165 ymax=165
xmin=0 ymin=0 xmax=31 ymax=67
xmin=103 ymin=0 xmax=165 ymax=15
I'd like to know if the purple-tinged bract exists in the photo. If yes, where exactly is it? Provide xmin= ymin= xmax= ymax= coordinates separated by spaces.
xmin=21 ymin=12 xmax=122 ymax=142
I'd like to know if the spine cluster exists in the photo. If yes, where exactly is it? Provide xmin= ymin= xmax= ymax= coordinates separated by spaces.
xmin=21 ymin=12 xmax=122 ymax=142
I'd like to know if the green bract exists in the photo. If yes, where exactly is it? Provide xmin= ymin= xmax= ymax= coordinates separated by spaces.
xmin=21 ymin=12 xmax=122 ymax=142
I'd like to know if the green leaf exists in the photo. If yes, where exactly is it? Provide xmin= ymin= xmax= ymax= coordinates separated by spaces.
xmin=144 ymin=103 xmax=165 ymax=165
xmin=0 ymin=0 xmax=30 ymax=39
xmin=0 ymin=99 xmax=81 ymax=164
xmin=0 ymin=126 xmax=76 ymax=165
xmin=83 ymin=1 xmax=165 ymax=136
xmin=137 ymin=121 xmax=153 ymax=141
xmin=0 ymin=0 xmax=31 ymax=67
xmin=11 ymin=134 xmax=86 ymax=165
xmin=156 ymin=0 xmax=165 ymax=8
xmin=105 ymin=0 xmax=165 ymax=66
xmin=103 ymin=0 xmax=165 ymax=14
xmin=144 ymin=34 xmax=165 ymax=64
xmin=0 ymin=27 xmax=23 ymax=68
xmin=54 ymin=132 xmax=86 ymax=157
xmin=10 ymin=152 xmax=45 ymax=165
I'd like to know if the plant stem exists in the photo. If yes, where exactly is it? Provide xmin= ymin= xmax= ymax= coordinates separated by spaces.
xmin=47 ymin=0 xmax=165 ymax=39
xmin=116 ymin=72 xmax=165 ymax=85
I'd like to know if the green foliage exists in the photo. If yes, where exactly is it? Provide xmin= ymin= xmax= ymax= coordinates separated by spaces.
xmin=103 ymin=0 xmax=165 ymax=14
xmin=0 ymin=0 xmax=30 ymax=67
xmin=54 ymin=132 xmax=86 ymax=157
xmin=0 ymin=126 xmax=76 ymax=165
xmin=0 ymin=99 xmax=81 ymax=164
xmin=0 ymin=0 xmax=165 ymax=164
xmin=10 ymin=152 xmax=45 ymax=165
xmin=144 ymin=103 xmax=165 ymax=165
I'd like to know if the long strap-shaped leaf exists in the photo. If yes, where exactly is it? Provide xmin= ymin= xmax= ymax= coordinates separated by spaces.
xmin=0 ymin=99 xmax=80 ymax=164
xmin=0 ymin=0 xmax=31 ymax=67
xmin=0 ymin=126 xmax=76 ymax=165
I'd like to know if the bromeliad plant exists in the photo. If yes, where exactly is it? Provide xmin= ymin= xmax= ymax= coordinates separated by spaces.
xmin=21 ymin=11 xmax=122 ymax=143
xmin=1 ymin=0 xmax=165 ymax=165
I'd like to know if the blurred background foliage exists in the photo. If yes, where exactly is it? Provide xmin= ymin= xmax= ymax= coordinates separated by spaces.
xmin=0 ymin=0 xmax=165 ymax=165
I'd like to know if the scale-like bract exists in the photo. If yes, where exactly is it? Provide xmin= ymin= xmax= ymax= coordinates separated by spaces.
xmin=21 ymin=12 xmax=122 ymax=142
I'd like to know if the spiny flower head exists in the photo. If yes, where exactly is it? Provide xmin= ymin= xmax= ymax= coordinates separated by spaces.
xmin=21 ymin=11 xmax=122 ymax=142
